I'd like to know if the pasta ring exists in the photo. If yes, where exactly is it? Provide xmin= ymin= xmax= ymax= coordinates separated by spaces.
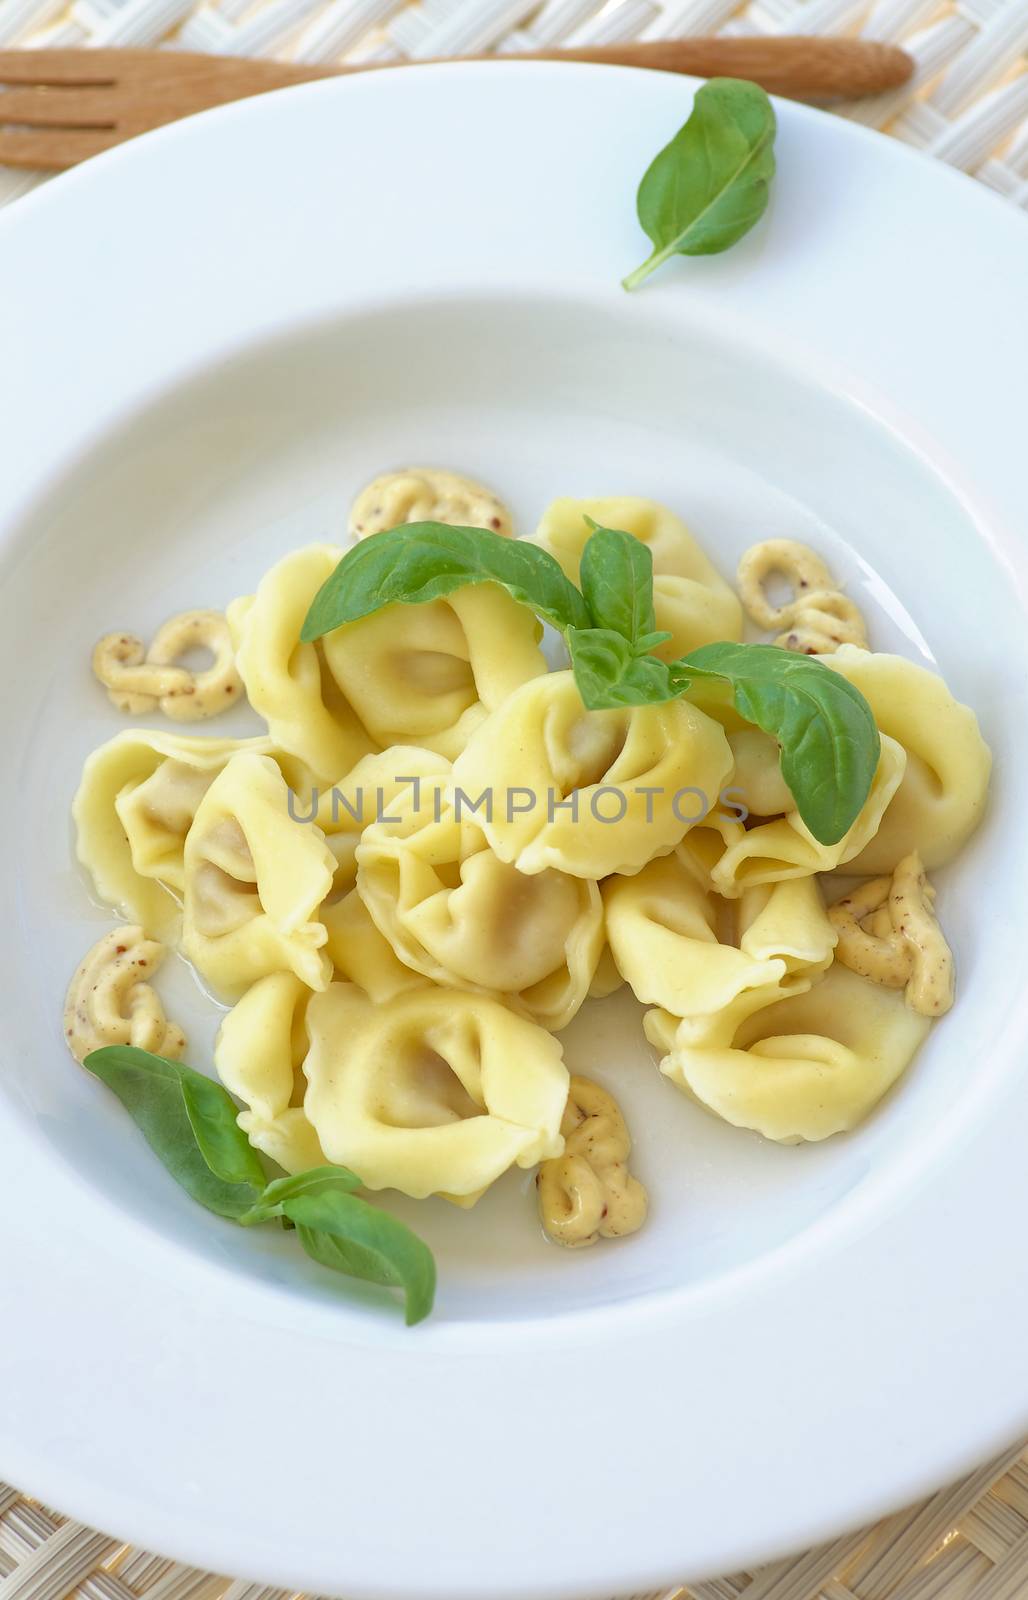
xmin=64 ymin=926 xmax=186 ymax=1064
xmin=737 ymin=539 xmax=869 ymax=654
xmin=828 ymin=852 xmax=954 ymax=1016
xmin=92 ymin=609 xmax=244 ymax=721
xmin=348 ymin=467 xmax=513 ymax=540
xmin=538 ymin=1075 xmax=648 ymax=1248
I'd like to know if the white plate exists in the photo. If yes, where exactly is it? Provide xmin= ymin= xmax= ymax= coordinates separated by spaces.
xmin=2 ymin=62 xmax=1028 ymax=1600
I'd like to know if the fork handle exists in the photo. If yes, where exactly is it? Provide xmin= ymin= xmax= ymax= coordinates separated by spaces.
xmin=295 ymin=37 xmax=913 ymax=101
xmin=441 ymin=39 xmax=913 ymax=100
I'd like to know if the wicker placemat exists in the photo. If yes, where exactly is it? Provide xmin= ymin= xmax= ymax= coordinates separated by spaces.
xmin=2 ymin=0 xmax=1027 ymax=1589
xmin=2 ymin=1439 xmax=1028 ymax=1599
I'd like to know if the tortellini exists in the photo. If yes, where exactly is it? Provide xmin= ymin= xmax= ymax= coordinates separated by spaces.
xmin=182 ymin=751 xmax=336 ymax=997
xmin=229 ymin=545 xmax=547 ymax=774
xmin=71 ymin=480 xmax=994 ymax=1251
xmin=227 ymin=546 xmax=375 ymax=784
xmin=821 ymin=646 xmax=992 ymax=872
xmin=73 ymin=728 xmax=280 ymax=941
xmin=530 ymin=497 xmax=742 ymax=659
xmin=214 ymin=972 xmax=324 ymax=1174
xmin=356 ymin=779 xmax=603 ymax=1029
xmin=645 ymin=963 xmax=931 ymax=1143
xmin=452 ymin=670 xmax=733 ymax=879
xmin=705 ymin=728 xmax=909 ymax=895
xmin=311 ymin=746 xmax=451 ymax=888
xmin=604 ymin=855 xmax=835 ymax=1019
xmin=321 ymin=583 xmax=546 ymax=760
xmin=303 ymin=984 xmax=568 ymax=1204
xmin=322 ymin=889 xmax=430 ymax=1002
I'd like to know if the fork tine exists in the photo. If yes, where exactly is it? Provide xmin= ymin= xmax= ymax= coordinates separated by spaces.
xmin=0 ymin=50 xmax=118 ymax=87
xmin=0 ymin=88 xmax=116 ymax=127
xmin=0 ymin=126 xmax=119 ymax=169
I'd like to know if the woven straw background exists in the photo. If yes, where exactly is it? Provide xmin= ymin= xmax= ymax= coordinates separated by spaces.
xmin=2 ymin=0 xmax=1027 ymax=1589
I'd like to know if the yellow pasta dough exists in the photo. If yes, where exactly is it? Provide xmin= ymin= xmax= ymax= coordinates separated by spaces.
xmin=645 ymin=963 xmax=931 ymax=1142
xmin=604 ymin=854 xmax=781 ymax=1017
xmin=214 ymin=972 xmax=325 ymax=1174
xmin=356 ymin=778 xmax=603 ymax=1029
xmin=709 ymin=733 xmax=908 ymax=895
xmin=71 ymin=473 xmax=994 ymax=1244
xmin=181 ymin=751 xmax=336 ymax=997
xmin=321 ymin=582 xmax=547 ymax=759
xmin=230 ymin=546 xmax=547 ymax=774
xmin=530 ymin=496 xmax=742 ymax=658
xmin=821 ymin=645 xmax=992 ymax=872
xmin=303 ymin=984 xmax=568 ymax=1204
xmin=452 ymin=669 xmax=733 ymax=879
xmin=322 ymin=888 xmax=430 ymax=1002
xmin=604 ymin=856 xmax=835 ymax=1018
xmin=73 ymin=728 xmax=283 ymax=941
xmin=228 ymin=545 xmax=376 ymax=784
xmin=310 ymin=746 xmax=451 ymax=889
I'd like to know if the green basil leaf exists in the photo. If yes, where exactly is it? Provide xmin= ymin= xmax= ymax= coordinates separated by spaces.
xmin=180 ymin=1073 xmax=267 ymax=1188
xmin=239 ymin=1164 xmax=362 ymax=1227
xmin=301 ymin=522 xmax=591 ymax=642
xmin=623 ymin=78 xmax=777 ymax=291
xmin=681 ymin=642 xmax=880 ymax=845
xmin=284 ymin=1190 xmax=436 ymax=1326
xmin=84 ymin=1047 xmax=261 ymax=1220
xmin=579 ymin=523 xmax=657 ymax=643
xmin=569 ymin=627 xmax=691 ymax=710
xmin=634 ymin=630 xmax=673 ymax=655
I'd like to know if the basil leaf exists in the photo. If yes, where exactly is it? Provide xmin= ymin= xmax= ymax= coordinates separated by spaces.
xmin=301 ymin=522 xmax=591 ymax=642
xmin=239 ymin=1164 xmax=362 ymax=1226
xmin=634 ymin=630 xmax=673 ymax=655
xmin=85 ymin=1050 xmax=437 ymax=1323
xmin=84 ymin=1047 xmax=262 ymax=1220
xmin=579 ymin=523 xmax=657 ymax=644
xmin=623 ymin=78 xmax=776 ymax=292
xmin=569 ymin=627 xmax=691 ymax=710
xmin=284 ymin=1190 xmax=436 ymax=1326
xmin=181 ymin=1073 xmax=267 ymax=1188
xmin=681 ymin=642 xmax=880 ymax=845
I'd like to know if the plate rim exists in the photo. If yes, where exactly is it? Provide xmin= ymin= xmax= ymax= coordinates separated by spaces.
xmin=2 ymin=61 xmax=1028 ymax=1600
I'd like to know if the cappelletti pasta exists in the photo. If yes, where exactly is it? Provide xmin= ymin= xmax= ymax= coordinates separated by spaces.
xmin=452 ymin=669 xmax=734 ymax=878
xmin=821 ymin=646 xmax=992 ymax=872
xmin=214 ymin=971 xmax=325 ymax=1174
xmin=303 ymin=983 xmax=568 ymax=1203
xmin=645 ymin=964 xmax=932 ymax=1143
xmin=70 ymin=479 xmax=992 ymax=1277
xmin=182 ymin=751 xmax=336 ymax=997
xmin=74 ymin=729 xmax=296 ymax=941
xmin=604 ymin=858 xmax=835 ymax=1019
xmin=531 ymin=497 xmax=743 ymax=658
xmin=705 ymin=730 xmax=908 ymax=895
xmin=356 ymin=777 xmax=603 ymax=1029
xmin=229 ymin=544 xmax=547 ymax=775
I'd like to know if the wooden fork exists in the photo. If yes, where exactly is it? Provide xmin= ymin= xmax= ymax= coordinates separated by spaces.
xmin=0 ymin=41 xmax=913 ymax=171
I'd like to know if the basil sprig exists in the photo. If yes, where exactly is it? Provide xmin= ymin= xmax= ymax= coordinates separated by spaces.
xmin=85 ymin=1046 xmax=436 ymax=1325
xmin=301 ymin=516 xmax=880 ymax=844
xmin=623 ymin=78 xmax=777 ymax=292
xmin=681 ymin=643 xmax=879 ymax=845
xmin=301 ymin=522 xmax=590 ymax=641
